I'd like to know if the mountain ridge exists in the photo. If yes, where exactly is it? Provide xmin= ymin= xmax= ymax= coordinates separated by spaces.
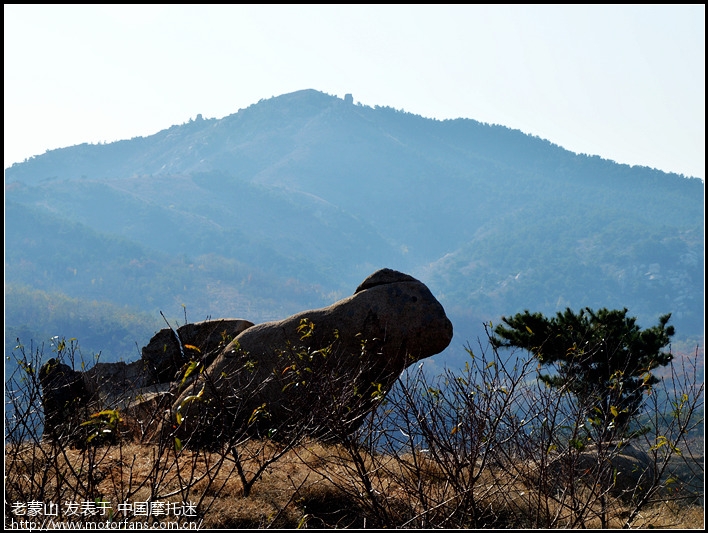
xmin=5 ymin=89 xmax=704 ymax=368
xmin=9 ymin=89 xmax=700 ymax=184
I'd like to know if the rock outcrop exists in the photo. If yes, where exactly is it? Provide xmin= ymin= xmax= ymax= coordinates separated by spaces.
xmin=39 ymin=319 xmax=253 ymax=444
xmin=39 ymin=269 xmax=453 ymax=448
xmin=39 ymin=359 xmax=91 ymax=440
xmin=141 ymin=319 xmax=254 ymax=384
xmin=576 ymin=442 xmax=656 ymax=498
xmin=171 ymin=268 xmax=453 ymax=446
xmin=540 ymin=441 xmax=656 ymax=500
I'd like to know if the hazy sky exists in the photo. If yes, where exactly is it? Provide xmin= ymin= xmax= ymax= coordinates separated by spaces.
xmin=4 ymin=4 xmax=705 ymax=179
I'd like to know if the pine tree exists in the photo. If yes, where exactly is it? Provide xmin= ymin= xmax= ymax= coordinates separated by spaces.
xmin=491 ymin=307 xmax=674 ymax=440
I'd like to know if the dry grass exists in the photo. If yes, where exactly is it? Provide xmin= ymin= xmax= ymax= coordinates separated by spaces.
xmin=5 ymin=438 xmax=703 ymax=529
xmin=6 ymin=337 xmax=703 ymax=528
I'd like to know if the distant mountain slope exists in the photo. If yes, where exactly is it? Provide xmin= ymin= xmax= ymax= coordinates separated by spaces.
xmin=5 ymin=89 xmax=704 ymax=365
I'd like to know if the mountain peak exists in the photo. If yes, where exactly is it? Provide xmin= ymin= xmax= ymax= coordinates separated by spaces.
xmin=5 ymin=90 xmax=704 ymax=366
xmin=250 ymin=88 xmax=343 ymax=111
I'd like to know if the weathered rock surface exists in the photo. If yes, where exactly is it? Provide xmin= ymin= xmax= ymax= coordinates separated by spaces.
xmin=39 ymin=359 xmax=91 ymax=440
xmin=141 ymin=319 xmax=254 ymax=383
xmin=171 ymin=268 xmax=453 ymax=446
xmin=39 ymin=269 xmax=453 ymax=448
xmin=39 ymin=318 xmax=253 ymax=444
xmin=541 ymin=441 xmax=656 ymax=500
xmin=577 ymin=442 xmax=656 ymax=498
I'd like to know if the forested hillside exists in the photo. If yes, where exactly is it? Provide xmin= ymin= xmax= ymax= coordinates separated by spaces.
xmin=5 ymin=89 xmax=704 ymax=368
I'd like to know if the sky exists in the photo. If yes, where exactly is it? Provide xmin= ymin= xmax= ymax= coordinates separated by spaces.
xmin=4 ymin=4 xmax=705 ymax=179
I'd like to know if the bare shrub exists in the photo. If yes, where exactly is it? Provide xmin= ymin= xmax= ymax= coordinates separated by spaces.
xmin=5 ymin=329 xmax=703 ymax=529
xmin=293 ymin=325 xmax=703 ymax=529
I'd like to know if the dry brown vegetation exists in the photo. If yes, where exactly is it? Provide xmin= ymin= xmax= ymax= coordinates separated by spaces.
xmin=5 ymin=438 xmax=703 ymax=529
xmin=5 ymin=335 xmax=704 ymax=529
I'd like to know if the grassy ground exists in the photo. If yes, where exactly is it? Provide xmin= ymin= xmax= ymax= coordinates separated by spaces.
xmin=5 ymin=439 xmax=704 ymax=529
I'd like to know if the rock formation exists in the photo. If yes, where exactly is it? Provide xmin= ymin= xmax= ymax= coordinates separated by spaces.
xmin=141 ymin=319 xmax=254 ymax=384
xmin=171 ymin=268 xmax=453 ymax=446
xmin=541 ymin=441 xmax=656 ymax=500
xmin=39 ymin=269 xmax=453 ymax=448
xmin=576 ymin=442 xmax=656 ymax=498
xmin=39 ymin=359 xmax=90 ymax=440
xmin=39 ymin=318 xmax=253 ymax=444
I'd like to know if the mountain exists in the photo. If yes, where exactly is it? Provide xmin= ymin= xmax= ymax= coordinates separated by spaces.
xmin=4 ymin=89 xmax=704 ymax=368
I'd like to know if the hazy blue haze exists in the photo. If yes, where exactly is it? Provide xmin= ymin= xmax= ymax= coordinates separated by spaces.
xmin=5 ymin=90 xmax=704 ymax=371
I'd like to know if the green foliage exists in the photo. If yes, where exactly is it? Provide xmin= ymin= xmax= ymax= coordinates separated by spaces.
xmin=175 ymin=386 xmax=205 ymax=426
xmin=491 ymin=307 xmax=675 ymax=439
xmin=80 ymin=409 xmax=122 ymax=444
xmin=179 ymin=358 xmax=203 ymax=388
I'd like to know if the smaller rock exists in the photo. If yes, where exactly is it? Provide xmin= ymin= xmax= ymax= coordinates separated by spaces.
xmin=541 ymin=441 xmax=656 ymax=500
xmin=142 ymin=319 xmax=254 ymax=384
xmin=578 ymin=442 xmax=656 ymax=498
xmin=39 ymin=359 xmax=91 ymax=441
xmin=119 ymin=387 xmax=173 ymax=442
xmin=39 ymin=318 xmax=254 ymax=445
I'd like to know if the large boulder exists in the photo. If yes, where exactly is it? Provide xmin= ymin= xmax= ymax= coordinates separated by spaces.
xmin=171 ymin=268 xmax=453 ymax=446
